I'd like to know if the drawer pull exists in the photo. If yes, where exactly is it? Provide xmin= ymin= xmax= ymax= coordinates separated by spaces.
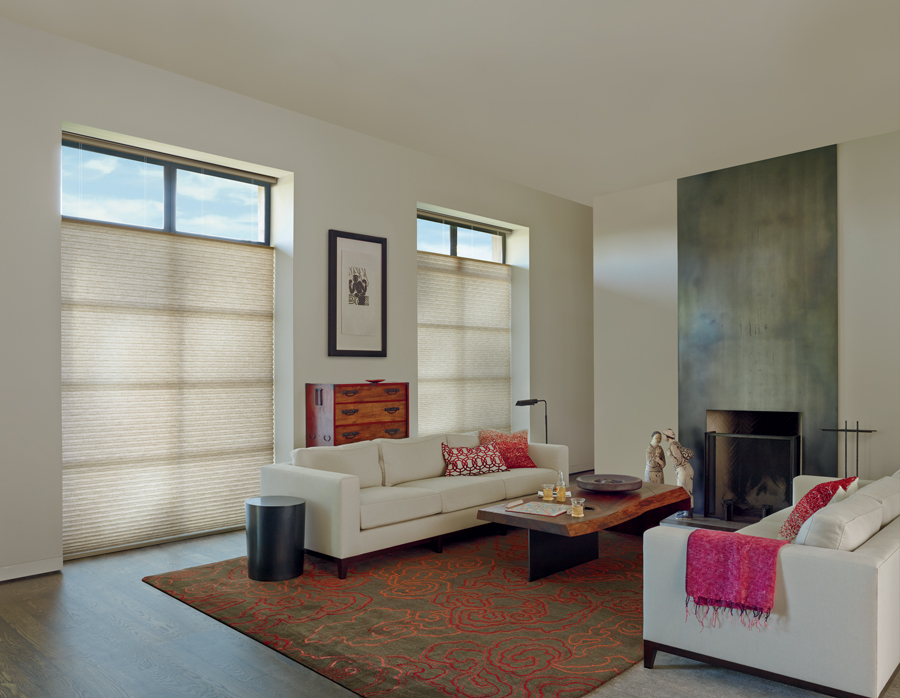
xmin=384 ymin=407 xmax=400 ymax=415
xmin=385 ymin=388 xmax=399 ymax=395
xmin=324 ymin=435 xmax=331 ymax=442
xmin=308 ymin=433 xmax=316 ymax=440
xmin=385 ymin=428 xmax=400 ymax=436
xmin=342 ymin=389 xmax=358 ymax=397
xmin=342 ymin=431 xmax=359 ymax=440
xmin=342 ymin=409 xmax=358 ymax=416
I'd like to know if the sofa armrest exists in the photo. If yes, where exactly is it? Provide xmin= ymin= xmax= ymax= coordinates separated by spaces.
xmin=528 ymin=442 xmax=569 ymax=478
xmin=643 ymin=525 xmax=886 ymax=697
xmin=260 ymin=463 xmax=361 ymax=559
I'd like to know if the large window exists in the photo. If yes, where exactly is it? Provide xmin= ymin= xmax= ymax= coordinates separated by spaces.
xmin=417 ymin=213 xmax=511 ymax=435
xmin=61 ymin=136 xmax=272 ymax=244
xmin=61 ymin=136 xmax=276 ymax=558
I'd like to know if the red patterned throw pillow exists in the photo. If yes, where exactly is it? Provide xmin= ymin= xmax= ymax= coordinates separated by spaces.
xmin=477 ymin=429 xmax=538 ymax=469
xmin=780 ymin=477 xmax=859 ymax=542
xmin=442 ymin=442 xmax=508 ymax=476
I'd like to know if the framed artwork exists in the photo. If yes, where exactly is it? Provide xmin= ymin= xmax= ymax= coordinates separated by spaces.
xmin=328 ymin=229 xmax=387 ymax=357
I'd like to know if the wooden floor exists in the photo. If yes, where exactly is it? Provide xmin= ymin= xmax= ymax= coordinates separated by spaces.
xmin=0 ymin=531 xmax=354 ymax=698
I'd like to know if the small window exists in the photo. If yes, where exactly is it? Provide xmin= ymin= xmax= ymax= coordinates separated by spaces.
xmin=62 ymin=139 xmax=271 ymax=245
xmin=416 ymin=213 xmax=506 ymax=263
xmin=61 ymin=145 xmax=165 ymax=229
xmin=176 ymin=168 xmax=265 ymax=242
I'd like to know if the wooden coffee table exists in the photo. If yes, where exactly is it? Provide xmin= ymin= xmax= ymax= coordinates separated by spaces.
xmin=477 ymin=482 xmax=690 ymax=581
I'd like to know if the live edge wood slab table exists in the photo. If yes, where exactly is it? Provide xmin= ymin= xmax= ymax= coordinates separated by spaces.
xmin=477 ymin=482 xmax=690 ymax=581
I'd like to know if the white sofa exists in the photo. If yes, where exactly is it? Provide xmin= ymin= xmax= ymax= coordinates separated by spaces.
xmin=643 ymin=471 xmax=900 ymax=698
xmin=260 ymin=432 xmax=569 ymax=578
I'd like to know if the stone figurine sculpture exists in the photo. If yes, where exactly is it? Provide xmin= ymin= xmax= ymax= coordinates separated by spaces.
xmin=644 ymin=431 xmax=666 ymax=484
xmin=664 ymin=428 xmax=694 ymax=518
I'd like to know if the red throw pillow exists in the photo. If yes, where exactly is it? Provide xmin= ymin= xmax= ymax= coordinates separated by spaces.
xmin=442 ymin=442 xmax=508 ymax=476
xmin=779 ymin=477 xmax=858 ymax=542
xmin=477 ymin=429 xmax=537 ymax=469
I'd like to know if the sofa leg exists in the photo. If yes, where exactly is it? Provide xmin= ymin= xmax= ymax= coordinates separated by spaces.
xmin=643 ymin=640 xmax=658 ymax=669
xmin=337 ymin=559 xmax=348 ymax=580
xmin=432 ymin=536 xmax=443 ymax=554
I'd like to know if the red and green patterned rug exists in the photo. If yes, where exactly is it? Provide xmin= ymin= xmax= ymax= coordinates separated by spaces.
xmin=143 ymin=528 xmax=644 ymax=698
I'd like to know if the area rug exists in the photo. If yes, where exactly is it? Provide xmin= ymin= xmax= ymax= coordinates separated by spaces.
xmin=143 ymin=528 xmax=644 ymax=698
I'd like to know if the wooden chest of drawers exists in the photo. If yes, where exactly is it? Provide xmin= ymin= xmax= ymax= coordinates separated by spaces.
xmin=305 ymin=383 xmax=409 ymax=447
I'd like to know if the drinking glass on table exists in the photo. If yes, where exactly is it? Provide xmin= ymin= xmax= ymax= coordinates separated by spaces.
xmin=571 ymin=498 xmax=585 ymax=517
xmin=542 ymin=484 xmax=554 ymax=501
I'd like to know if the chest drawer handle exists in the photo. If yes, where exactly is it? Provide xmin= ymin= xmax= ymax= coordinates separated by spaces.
xmin=385 ymin=428 xmax=400 ymax=436
xmin=383 ymin=406 xmax=400 ymax=415
xmin=323 ymin=435 xmax=331 ymax=442
xmin=384 ymin=388 xmax=399 ymax=395
xmin=342 ymin=431 xmax=359 ymax=440
xmin=341 ymin=409 xmax=358 ymax=416
xmin=342 ymin=389 xmax=358 ymax=397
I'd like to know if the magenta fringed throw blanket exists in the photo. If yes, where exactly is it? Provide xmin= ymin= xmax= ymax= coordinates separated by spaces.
xmin=685 ymin=529 xmax=789 ymax=630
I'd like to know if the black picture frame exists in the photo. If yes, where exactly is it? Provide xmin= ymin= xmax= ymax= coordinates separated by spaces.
xmin=328 ymin=229 xmax=387 ymax=357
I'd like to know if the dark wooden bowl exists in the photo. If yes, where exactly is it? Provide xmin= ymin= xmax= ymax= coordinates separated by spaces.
xmin=575 ymin=474 xmax=643 ymax=492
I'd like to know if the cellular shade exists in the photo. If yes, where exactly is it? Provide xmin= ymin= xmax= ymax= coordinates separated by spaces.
xmin=61 ymin=219 xmax=274 ymax=558
xmin=417 ymin=251 xmax=511 ymax=435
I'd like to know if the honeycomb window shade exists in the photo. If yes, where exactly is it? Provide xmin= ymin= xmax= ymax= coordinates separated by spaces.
xmin=417 ymin=251 xmax=511 ymax=435
xmin=61 ymin=219 xmax=274 ymax=558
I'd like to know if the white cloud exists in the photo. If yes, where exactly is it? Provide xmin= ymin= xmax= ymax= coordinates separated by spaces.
xmin=62 ymin=193 xmax=164 ymax=227
xmin=82 ymin=156 xmax=118 ymax=176
xmin=178 ymin=213 xmax=260 ymax=241
xmin=178 ymin=173 xmax=259 ymax=206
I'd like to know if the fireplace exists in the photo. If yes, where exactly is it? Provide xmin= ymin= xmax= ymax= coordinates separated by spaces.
xmin=704 ymin=410 xmax=801 ymax=521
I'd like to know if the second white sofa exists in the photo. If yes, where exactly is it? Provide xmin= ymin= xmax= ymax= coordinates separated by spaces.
xmin=260 ymin=432 xmax=569 ymax=578
xmin=643 ymin=471 xmax=900 ymax=698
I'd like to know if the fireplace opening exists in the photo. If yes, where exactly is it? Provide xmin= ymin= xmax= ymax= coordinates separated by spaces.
xmin=705 ymin=410 xmax=801 ymax=521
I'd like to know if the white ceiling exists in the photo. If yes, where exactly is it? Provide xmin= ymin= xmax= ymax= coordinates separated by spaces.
xmin=2 ymin=0 xmax=898 ymax=205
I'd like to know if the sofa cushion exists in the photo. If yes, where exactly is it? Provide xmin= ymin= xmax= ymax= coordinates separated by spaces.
xmin=359 ymin=486 xmax=442 ymax=530
xmin=446 ymin=432 xmax=481 ymax=448
xmin=854 ymin=476 xmax=900 ymax=528
xmin=396 ymin=476 xmax=506 ymax=513
xmin=478 ymin=429 xmax=537 ymax=469
xmin=794 ymin=492 xmax=883 ymax=551
xmin=380 ymin=434 xmax=447 ymax=486
xmin=738 ymin=506 xmax=793 ymax=540
xmin=443 ymin=442 xmax=508 ymax=476
xmin=292 ymin=442 xmax=382 ymax=489
xmin=480 ymin=468 xmax=560 ymax=499
xmin=779 ymin=477 xmax=859 ymax=542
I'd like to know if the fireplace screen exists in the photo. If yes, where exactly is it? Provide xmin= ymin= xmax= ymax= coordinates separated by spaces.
xmin=705 ymin=410 xmax=801 ymax=521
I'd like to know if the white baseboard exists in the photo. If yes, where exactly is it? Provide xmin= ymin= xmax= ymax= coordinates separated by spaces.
xmin=0 ymin=556 xmax=63 ymax=582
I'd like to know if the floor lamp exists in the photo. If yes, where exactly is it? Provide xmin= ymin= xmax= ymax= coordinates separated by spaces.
xmin=515 ymin=399 xmax=548 ymax=444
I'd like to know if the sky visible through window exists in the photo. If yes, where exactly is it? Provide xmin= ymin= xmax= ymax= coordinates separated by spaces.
xmin=61 ymin=144 xmax=265 ymax=242
xmin=61 ymin=146 xmax=164 ymax=229
xmin=416 ymin=218 xmax=451 ymax=254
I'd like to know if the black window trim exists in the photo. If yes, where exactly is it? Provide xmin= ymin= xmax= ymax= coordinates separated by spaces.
xmin=61 ymin=139 xmax=272 ymax=247
xmin=416 ymin=213 xmax=506 ymax=263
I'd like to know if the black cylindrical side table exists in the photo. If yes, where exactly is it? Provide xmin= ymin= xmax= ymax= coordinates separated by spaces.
xmin=245 ymin=496 xmax=306 ymax=581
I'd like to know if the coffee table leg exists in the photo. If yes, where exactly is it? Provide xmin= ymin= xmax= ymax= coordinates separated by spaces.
xmin=527 ymin=530 xmax=598 ymax=582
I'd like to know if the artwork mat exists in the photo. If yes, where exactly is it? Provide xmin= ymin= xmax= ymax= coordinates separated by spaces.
xmin=328 ymin=229 xmax=386 ymax=356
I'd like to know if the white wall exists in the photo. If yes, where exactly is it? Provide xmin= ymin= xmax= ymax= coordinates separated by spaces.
xmin=838 ymin=131 xmax=900 ymax=480
xmin=592 ymin=182 xmax=679 ymax=481
xmin=593 ymin=133 xmax=900 ymax=486
xmin=0 ymin=18 xmax=593 ymax=580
